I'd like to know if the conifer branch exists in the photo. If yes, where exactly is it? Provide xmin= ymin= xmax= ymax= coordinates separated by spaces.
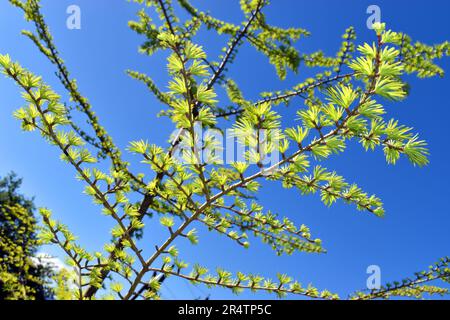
xmin=144 ymin=266 xmax=339 ymax=300
xmin=206 ymin=0 xmax=264 ymax=90
xmin=2 ymin=1 xmax=449 ymax=301
xmin=352 ymin=257 xmax=450 ymax=300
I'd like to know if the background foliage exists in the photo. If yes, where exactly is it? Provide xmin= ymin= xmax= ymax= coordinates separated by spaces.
xmin=0 ymin=173 xmax=53 ymax=300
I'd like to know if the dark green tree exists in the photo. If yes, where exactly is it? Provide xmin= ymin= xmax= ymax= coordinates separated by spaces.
xmin=0 ymin=173 xmax=53 ymax=300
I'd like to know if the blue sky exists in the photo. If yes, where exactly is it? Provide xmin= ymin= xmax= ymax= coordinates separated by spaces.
xmin=0 ymin=0 xmax=449 ymax=299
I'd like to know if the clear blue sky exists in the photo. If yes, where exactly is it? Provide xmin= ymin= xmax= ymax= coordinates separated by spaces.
xmin=1 ymin=0 xmax=449 ymax=299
